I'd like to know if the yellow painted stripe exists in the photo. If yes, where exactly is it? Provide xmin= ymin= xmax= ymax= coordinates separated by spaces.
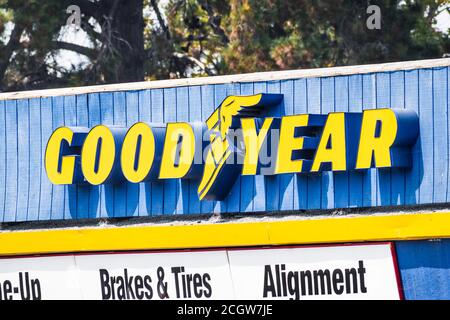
xmin=1 ymin=212 xmax=450 ymax=256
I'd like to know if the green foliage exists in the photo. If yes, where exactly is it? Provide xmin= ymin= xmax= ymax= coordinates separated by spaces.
xmin=214 ymin=0 xmax=450 ymax=71
xmin=0 ymin=0 xmax=448 ymax=91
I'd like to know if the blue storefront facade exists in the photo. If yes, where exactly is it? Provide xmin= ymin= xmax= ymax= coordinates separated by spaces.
xmin=0 ymin=58 xmax=449 ymax=300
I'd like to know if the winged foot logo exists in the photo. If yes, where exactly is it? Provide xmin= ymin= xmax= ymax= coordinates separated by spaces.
xmin=45 ymin=93 xmax=419 ymax=201
xmin=198 ymin=94 xmax=283 ymax=200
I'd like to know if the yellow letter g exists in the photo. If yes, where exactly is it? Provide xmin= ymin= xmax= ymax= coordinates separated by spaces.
xmin=45 ymin=127 xmax=89 ymax=185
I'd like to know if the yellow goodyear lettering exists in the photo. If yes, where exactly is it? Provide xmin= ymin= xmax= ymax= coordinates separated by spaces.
xmin=159 ymin=122 xmax=196 ymax=179
xmin=197 ymin=94 xmax=282 ymax=200
xmin=275 ymin=115 xmax=310 ymax=174
xmin=356 ymin=109 xmax=398 ymax=169
xmin=121 ymin=122 xmax=156 ymax=183
xmin=45 ymin=127 xmax=88 ymax=184
xmin=311 ymin=113 xmax=347 ymax=172
xmin=241 ymin=118 xmax=274 ymax=176
xmin=81 ymin=125 xmax=125 ymax=185
xmin=43 ymin=94 xmax=419 ymax=203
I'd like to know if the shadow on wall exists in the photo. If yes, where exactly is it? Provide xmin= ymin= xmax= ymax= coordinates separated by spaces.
xmin=68 ymin=179 xmax=179 ymax=218
xmin=290 ymin=128 xmax=424 ymax=210
xmin=66 ymin=114 xmax=424 ymax=217
xmin=66 ymin=144 xmax=424 ymax=218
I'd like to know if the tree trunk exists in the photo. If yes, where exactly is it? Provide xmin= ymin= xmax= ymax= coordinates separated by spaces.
xmin=0 ymin=24 xmax=24 ymax=91
xmin=107 ymin=0 xmax=145 ymax=83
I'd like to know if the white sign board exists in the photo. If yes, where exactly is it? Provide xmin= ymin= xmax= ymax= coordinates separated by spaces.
xmin=228 ymin=244 xmax=401 ymax=300
xmin=0 ymin=243 xmax=401 ymax=300
xmin=75 ymin=250 xmax=233 ymax=300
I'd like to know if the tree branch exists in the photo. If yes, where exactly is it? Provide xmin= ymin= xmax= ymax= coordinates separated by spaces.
xmin=81 ymin=20 xmax=103 ymax=44
xmin=173 ymin=52 xmax=213 ymax=75
xmin=53 ymin=41 xmax=97 ymax=59
xmin=71 ymin=0 xmax=105 ymax=20
xmin=0 ymin=23 xmax=24 ymax=86
xmin=150 ymin=0 xmax=171 ymax=40
xmin=198 ymin=0 xmax=229 ymax=45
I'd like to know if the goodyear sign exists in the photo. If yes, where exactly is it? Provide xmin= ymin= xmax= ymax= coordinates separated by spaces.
xmin=45 ymin=94 xmax=419 ymax=201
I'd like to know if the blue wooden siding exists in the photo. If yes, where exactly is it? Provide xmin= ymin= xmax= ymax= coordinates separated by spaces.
xmin=396 ymin=239 xmax=450 ymax=300
xmin=1 ymin=66 xmax=449 ymax=222
xmin=4 ymin=100 xmax=18 ymax=222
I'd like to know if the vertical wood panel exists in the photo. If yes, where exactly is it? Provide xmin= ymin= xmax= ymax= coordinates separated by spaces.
xmin=125 ymin=91 xmax=140 ymax=217
xmin=266 ymin=81 xmax=281 ymax=212
xmin=293 ymin=79 xmax=308 ymax=210
xmin=138 ymin=90 xmax=151 ymax=216
xmin=348 ymin=75 xmax=363 ymax=207
xmin=27 ymin=98 xmax=41 ymax=221
xmin=200 ymin=85 xmax=215 ymax=214
xmin=239 ymin=83 xmax=255 ymax=213
xmin=253 ymin=82 xmax=267 ymax=212
xmin=50 ymin=96 xmax=65 ymax=220
xmin=39 ymin=98 xmax=53 ymax=220
xmin=362 ymin=74 xmax=377 ymax=207
xmin=405 ymin=70 xmax=420 ymax=205
xmin=432 ymin=67 xmax=448 ymax=203
xmin=376 ymin=73 xmax=392 ymax=206
xmin=75 ymin=94 xmax=90 ymax=219
xmin=113 ymin=92 xmax=127 ymax=217
xmin=87 ymin=93 xmax=101 ymax=218
xmin=390 ymin=71 xmax=406 ymax=205
xmin=176 ymin=87 xmax=190 ymax=215
xmin=0 ymin=101 xmax=5 ymax=221
xmin=188 ymin=86 xmax=202 ymax=215
xmin=334 ymin=76 xmax=349 ymax=208
xmin=447 ymin=67 xmax=450 ymax=202
xmin=16 ymin=99 xmax=29 ymax=221
xmin=418 ymin=69 xmax=434 ymax=204
xmin=163 ymin=88 xmax=177 ymax=215
xmin=306 ymin=77 xmax=321 ymax=209
xmin=63 ymin=96 xmax=77 ymax=220
xmin=4 ymin=100 xmax=17 ymax=222
xmin=225 ymin=83 xmax=242 ymax=214
xmin=99 ymin=93 xmax=114 ymax=218
xmin=279 ymin=80 xmax=295 ymax=211
xmin=320 ymin=77 xmax=335 ymax=209
xmin=213 ymin=84 xmax=228 ymax=213
xmin=150 ymin=89 xmax=164 ymax=215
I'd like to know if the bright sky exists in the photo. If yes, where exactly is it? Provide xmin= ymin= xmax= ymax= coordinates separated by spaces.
xmin=436 ymin=8 xmax=450 ymax=32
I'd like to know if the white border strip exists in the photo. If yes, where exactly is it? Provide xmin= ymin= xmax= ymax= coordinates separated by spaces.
xmin=1 ymin=58 xmax=449 ymax=101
